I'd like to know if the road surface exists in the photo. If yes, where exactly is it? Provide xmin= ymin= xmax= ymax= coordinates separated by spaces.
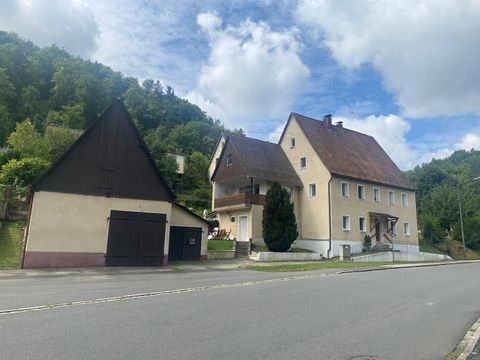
xmin=1 ymin=263 xmax=479 ymax=360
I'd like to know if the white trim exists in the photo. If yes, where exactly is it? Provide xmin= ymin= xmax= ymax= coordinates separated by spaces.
xmin=403 ymin=222 xmax=410 ymax=236
xmin=358 ymin=216 xmax=367 ymax=232
xmin=289 ymin=137 xmax=296 ymax=148
xmin=373 ymin=187 xmax=380 ymax=203
xmin=342 ymin=215 xmax=351 ymax=231
xmin=238 ymin=215 xmax=249 ymax=241
xmin=401 ymin=193 xmax=409 ymax=207
xmin=308 ymin=183 xmax=317 ymax=198
xmin=226 ymin=153 xmax=233 ymax=166
xmin=341 ymin=181 xmax=350 ymax=198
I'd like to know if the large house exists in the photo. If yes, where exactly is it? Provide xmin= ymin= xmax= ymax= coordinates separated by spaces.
xmin=23 ymin=99 xmax=209 ymax=268
xmin=209 ymin=113 xmax=418 ymax=258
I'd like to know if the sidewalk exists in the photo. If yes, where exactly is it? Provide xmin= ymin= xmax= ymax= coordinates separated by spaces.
xmin=0 ymin=259 xmax=478 ymax=279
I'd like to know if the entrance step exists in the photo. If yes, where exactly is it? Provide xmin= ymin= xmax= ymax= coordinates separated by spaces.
xmin=235 ymin=241 xmax=250 ymax=258
xmin=371 ymin=243 xmax=392 ymax=252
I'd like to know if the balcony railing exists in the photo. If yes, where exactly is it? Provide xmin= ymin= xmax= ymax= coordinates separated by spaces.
xmin=214 ymin=192 xmax=266 ymax=210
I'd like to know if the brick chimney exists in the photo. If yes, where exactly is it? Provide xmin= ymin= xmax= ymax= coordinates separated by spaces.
xmin=323 ymin=114 xmax=332 ymax=128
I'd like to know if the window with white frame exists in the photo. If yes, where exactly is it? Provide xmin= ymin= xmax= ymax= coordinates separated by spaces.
xmin=357 ymin=185 xmax=365 ymax=200
xmin=342 ymin=215 xmax=350 ymax=231
xmin=300 ymin=156 xmax=307 ymax=169
xmin=290 ymin=137 xmax=296 ymax=148
xmin=388 ymin=220 xmax=397 ymax=235
xmin=373 ymin=188 xmax=380 ymax=202
xmin=226 ymin=154 xmax=233 ymax=166
xmin=341 ymin=182 xmax=349 ymax=197
xmin=359 ymin=217 xmax=366 ymax=232
xmin=403 ymin=222 xmax=410 ymax=236
xmin=401 ymin=193 xmax=408 ymax=207
xmin=308 ymin=183 xmax=316 ymax=198
xmin=388 ymin=190 xmax=395 ymax=205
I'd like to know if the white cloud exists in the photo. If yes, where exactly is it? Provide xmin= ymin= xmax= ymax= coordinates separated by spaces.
xmin=296 ymin=0 xmax=480 ymax=118
xmin=187 ymin=12 xmax=310 ymax=130
xmin=457 ymin=133 xmax=480 ymax=150
xmin=0 ymin=0 xmax=98 ymax=56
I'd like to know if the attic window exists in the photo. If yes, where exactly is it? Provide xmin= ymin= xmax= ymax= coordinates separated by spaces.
xmin=226 ymin=154 xmax=233 ymax=166
xmin=290 ymin=137 xmax=296 ymax=148
xmin=300 ymin=156 xmax=307 ymax=169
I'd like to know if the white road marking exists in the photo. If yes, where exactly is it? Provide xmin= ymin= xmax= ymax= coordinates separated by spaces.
xmin=0 ymin=272 xmax=335 ymax=316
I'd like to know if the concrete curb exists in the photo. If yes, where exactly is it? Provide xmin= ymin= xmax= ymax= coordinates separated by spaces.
xmin=0 ymin=259 xmax=479 ymax=279
xmin=448 ymin=316 xmax=480 ymax=360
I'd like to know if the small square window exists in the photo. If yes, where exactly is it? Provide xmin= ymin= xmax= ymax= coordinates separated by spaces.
xmin=388 ymin=191 xmax=395 ymax=205
xmin=404 ymin=222 xmax=410 ymax=236
xmin=290 ymin=137 xmax=296 ymax=148
xmin=300 ymin=157 xmax=307 ymax=169
xmin=226 ymin=154 xmax=233 ymax=166
xmin=341 ymin=182 xmax=349 ymax=197
xmin=342 ymin=215 xmax=350 ymax=231
xmin=308 ymin=183 xmax=316 ymax=198
xmin=401 ymin=193 xmax=408 ymax=207
xmin=359 ymin=217 xmax=366 ymax=232
xmin=373 ymin=188 xmax=380 ymax=202
xmin=357 ymin=185 xmax=365 ymax=200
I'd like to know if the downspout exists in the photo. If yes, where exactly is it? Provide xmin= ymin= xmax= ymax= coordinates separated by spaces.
xmin=327 ymin=177 xmax=333 ymax=259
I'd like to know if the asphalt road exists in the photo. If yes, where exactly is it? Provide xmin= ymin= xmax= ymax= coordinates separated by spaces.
xmin=1 ymin=263 xmax=479 ymax=360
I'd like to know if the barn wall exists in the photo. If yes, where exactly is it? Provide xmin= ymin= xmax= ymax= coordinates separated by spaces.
xmin=170 ymin=205 xmax=208 ymax=256
xmin=24 ymin=191 xmax=172 ymax=268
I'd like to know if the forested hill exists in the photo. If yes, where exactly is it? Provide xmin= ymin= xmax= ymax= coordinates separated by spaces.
xmin=0 ymin=31 xmax=241 ymax=210
xmin=405 ymin=150 xmax=480 ymax=250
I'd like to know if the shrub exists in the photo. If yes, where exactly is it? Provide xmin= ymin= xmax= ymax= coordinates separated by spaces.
xmin=262 ymin=182 xmax=298 ymax=252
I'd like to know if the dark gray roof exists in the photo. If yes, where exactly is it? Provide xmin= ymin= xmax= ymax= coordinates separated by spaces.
xmin=290 ymin=113 xmax=414 ymax=190
xmin=227 ymin=134 xmax=302 ymax=186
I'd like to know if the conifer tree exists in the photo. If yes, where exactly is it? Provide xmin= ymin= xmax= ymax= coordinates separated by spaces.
xmin=262 ymin=182 xmax=298 ymax=252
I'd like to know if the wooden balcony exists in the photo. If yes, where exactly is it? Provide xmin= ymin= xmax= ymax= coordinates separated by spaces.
xmin=214 ymin=193 xmax=266 ymax=210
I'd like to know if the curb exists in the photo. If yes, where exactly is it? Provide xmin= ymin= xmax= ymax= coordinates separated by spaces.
xmin=447 ymin=316 xmax=480 ymax=360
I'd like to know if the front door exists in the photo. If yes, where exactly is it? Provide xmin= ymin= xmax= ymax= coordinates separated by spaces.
xmin=238 ymin=215 xmax=248 ymax=242
xmin=168 ymin=226 xmax=202 ymax=261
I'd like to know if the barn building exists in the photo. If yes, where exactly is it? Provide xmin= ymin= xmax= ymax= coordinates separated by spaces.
xmin=23 ymin=99 xmax=208 ymax=268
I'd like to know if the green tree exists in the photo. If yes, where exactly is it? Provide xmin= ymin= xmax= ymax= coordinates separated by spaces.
xmin=0 ymin=157 xmax=50 ymax=187
xmin=7 ymin=119 xmax=46 ymax=158
xmin=262 ymin=182 xmax=298 ymax=252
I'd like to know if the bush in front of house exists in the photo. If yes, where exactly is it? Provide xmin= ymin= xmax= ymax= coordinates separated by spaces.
xmin=262 ymin=182 xmax=298 ymax=252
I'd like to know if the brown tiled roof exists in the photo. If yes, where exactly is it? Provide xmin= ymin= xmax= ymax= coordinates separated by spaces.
xmin=228 ymin=134 xmax=302 ymax=187
xmin=292 ymin=113 xmax=414 ymax=190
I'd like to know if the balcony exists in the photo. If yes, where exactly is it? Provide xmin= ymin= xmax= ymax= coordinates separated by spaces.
xmin=214 ymin=192 xmax=266 ymax=210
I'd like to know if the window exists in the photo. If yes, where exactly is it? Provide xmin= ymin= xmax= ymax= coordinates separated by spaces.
xmin=388 ymin=220 xmax=397 ymax=235
xmin=401 ymin=193 xmax=408 ymax=207
xmin=404 ymin=222 xmax=410 ymax=236
xmin=308 ymin=183 xmax=316 ymax=198
xmin=373 ymin=188 xmax=380 ymax=202
xmin=290 ymin=137 xmax=296 ymax=148
xmin=300 ymin=156 xmax=307 ymax=169
xmin=342 ymin=215 xmax=350 ymax=231
xmin=359 ymin=217 xmax=366 ymax=232
xmin=357 ymin=185 xmax=365 ymax=200
xmin=341 ymin=182 xmax=349 ymax=197
xmin=226 ymin=153 xmax=233 ymax=166
xmin=388 ymin=190 xmax=395 ymax=205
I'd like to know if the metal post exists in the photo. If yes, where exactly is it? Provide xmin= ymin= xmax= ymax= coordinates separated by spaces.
xmin=457 ymin=187 xmax=466 ymax=258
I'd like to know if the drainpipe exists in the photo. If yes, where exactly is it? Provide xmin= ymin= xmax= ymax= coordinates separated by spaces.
xmin=327 ymin=177 xmax=333 ymax=259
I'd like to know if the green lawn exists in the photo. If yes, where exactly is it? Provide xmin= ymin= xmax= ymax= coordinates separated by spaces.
xmin=208 ymin=239 xmax=235 ymax=251
xmin=247 ymin=260 xmax=430 ymax=272
xmin=0 ymin=221 xmax=25 ymax=269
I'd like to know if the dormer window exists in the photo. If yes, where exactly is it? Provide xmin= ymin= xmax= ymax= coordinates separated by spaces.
xmin=290 ymin=137 xmax=296 ymax=148
xmin=226 ymin=154 xmax=233 ymax=166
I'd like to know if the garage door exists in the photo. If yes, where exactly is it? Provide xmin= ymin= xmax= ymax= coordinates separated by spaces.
xmin=106 ymin=210 xmax=166 ymax=266
xmin=168 ymin=226 xmax=202 ymax=261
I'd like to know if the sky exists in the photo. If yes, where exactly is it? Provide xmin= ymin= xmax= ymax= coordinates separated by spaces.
xmin=1 ymin=0 xmax=480 ymax=170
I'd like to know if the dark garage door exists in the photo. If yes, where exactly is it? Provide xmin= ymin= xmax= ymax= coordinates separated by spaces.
xmin=168 ymin=226 xmax=202 ymax=261
xmin=106 ymin=210 xmax=166 ymax=266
